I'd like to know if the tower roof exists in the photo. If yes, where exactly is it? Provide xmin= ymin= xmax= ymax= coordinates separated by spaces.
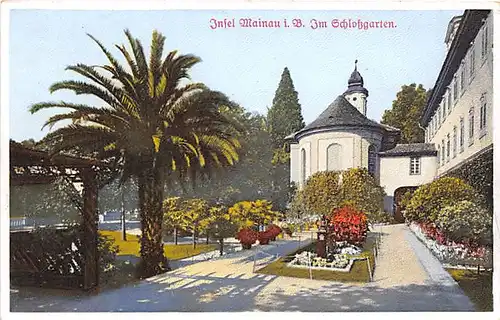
xmin=294 ymin=95 xmax=385 ymax=136
xmin=344 ymin=60 xmax=369 ymax=96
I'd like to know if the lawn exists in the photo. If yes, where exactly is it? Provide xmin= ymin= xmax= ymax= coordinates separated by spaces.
xmin=100 ymin=230 xmax=217 ymax=260
xmin=446 ymin=268 xmax=493 ymax=312
xmin=256 ymin=236 xmax=376 ymax=282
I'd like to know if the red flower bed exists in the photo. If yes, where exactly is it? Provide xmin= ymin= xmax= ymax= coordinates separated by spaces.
xmin=418 ymin=222 xmax=447 ymax=245
xmin=328 ymin=206 xmax=368 ymax=245
xmin=258 ymin=231 xmax=271 ymax=245
xmin=266 ymin=224 xmax=282 ymax=240
xmin=236 ymin=228 xmax=258 ymax=249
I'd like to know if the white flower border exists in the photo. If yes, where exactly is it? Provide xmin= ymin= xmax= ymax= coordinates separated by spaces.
xmin=286 ymin=256 xmax=367 ymax=272
xmin=409 ymin=222 xmax=492 ymax=267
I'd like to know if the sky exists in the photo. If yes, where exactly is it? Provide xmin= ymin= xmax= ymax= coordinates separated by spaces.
xmin=8 ymin=9 xmax=462 ymax=141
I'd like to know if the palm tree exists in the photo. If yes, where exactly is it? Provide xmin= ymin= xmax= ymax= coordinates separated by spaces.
xmin=30 ymin=30 xmax=244 ymax=278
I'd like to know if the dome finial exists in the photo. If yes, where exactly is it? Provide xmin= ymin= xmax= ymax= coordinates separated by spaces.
xmin=355 ymin=59 xmax=358 ymax=70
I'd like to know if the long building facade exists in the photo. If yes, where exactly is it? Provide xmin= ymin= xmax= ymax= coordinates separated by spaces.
xmin=287 ymin=10 xmax=493 ymax=220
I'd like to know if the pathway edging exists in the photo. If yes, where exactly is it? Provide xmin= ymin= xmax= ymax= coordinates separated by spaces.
xmin=403 ymin=224 xmax=476 ymax=311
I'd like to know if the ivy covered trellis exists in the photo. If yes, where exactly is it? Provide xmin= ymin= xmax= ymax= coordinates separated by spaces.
xmin=10 ymin=140 xmax=115 ymax=291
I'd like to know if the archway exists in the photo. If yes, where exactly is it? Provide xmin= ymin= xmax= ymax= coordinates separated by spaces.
xmin=393 ymin=186 xmax=418 ymax=223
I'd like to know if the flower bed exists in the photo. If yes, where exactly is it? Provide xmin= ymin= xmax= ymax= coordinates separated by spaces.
xmin=256 ymin=239 xmax=376 ymax=282
xmin=409 ymin=222 xmax=492 ymax=268
xmin=287 ymin=243 xmax=364 ymax=272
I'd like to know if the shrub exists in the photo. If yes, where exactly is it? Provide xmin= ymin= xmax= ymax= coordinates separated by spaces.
xmin=339 ymin=168 xmax=385 ymax=216
xmin=404 ymin=177 xmax=478 ymax=223
xmin=435 ymin=200 xmax=492 ymax=246
xmin=300 ymin=168 xmax=385 ymax=217
xmin=302 ymin=171 xmax=342 ymax=216
xmin=258 ymin=231 xmax=272 ymax=245
xmin=229 ymin=200 xmax=281 ymax=228
xmin=267 ymin=224 xmax=282 ymax=238
xmin=327 ymin=206 xmax=368 ymax=246
xmin=236 ymin=228 xmax=258 ymax=246
xmin=98 ymin=233 xmax=120 ymax=284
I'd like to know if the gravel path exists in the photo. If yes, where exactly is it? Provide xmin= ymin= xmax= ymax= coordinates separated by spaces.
xmin=372 ymin=224 xmax=428 ymax=287
xmin=10 ymin=226 xmax=475 ymax=312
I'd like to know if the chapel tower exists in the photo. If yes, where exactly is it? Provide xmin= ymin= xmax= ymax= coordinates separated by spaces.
xmin=343 ymin=60 xmax=369 ymax=116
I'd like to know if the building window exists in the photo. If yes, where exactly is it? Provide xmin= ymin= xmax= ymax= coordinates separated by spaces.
xmin=442 ymin=101 xmax=446 ymax=120
xmin=437 ymin=145 xmax=440 ymax=167
xmin=441 ymin=140 xmax=445 ymax=164
xmin=453 ymin=126 xmax=457 ymax=158
xmin=481 ymin=25 xmax=489 ymax=59
xmin=368 ymin=145 xmax=376 ymax=175
xmin=448 ymin=90 xmax=452 ymax=110
xmin=326 ymin=143 xmax=342 ymax=172
xmin=446 ymin=134 xmax=450 ymax=163
xmin=460 ymin=66 xmax=466 ymax=94
xmin=459 ymin=117 xmax=465 ymax=152
xmin=437 ymin=107 xmax=441 ymax=125
xmin=453 ymin=79 xmax=458 ymax=101
xmin=469 ymin=107 xmax=475 ymax=144
xmin=301 ymin=148 xmax=306 ymax=185
xmin=443 ymin=96 xmax=448 ymax=116
xmin=410 ymin=157 xmax=421 ymax=175
xmin=469 ymin=45 xmax=476 ymax=79
xmin=480 ymin=94 xmax=487 ymax=133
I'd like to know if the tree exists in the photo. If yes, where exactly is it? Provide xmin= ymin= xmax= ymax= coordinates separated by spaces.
xmin=267 ymin=67 xmax=305 ymax=211
xmin=167 ymin=111 xmax=275 ymax=206
xmin=98 ymin=178 xmax=139 ymax=241
xmin=30 ymin=30 xmax=243 ymax=278
xmin=403 ymin=177 xmax=479 ymax=223
xmin=180 ymin=198 xmax=209 ymax=249
xmin=299 ymin=168 xmax=385 ymax=219
xmin=228 ymin=199 xmax=280 ymax=229
xmin=207 ymin=206 xmax=238 ymax=255
xmin=163 ymin=197 xmax=185 ymax=245
xmin=381 ymin=83 xmax=428 ymax=144
xmin=301 ymin=171 xmax=342 ymax=216
xmin=267 ymin=67 xmax=305 ymax=148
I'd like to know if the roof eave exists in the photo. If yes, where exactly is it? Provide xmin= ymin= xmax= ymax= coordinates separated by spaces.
xmin=421 ymin=10 xmax=490 ymax=126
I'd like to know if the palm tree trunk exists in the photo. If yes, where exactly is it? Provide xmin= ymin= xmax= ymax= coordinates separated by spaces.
xmin=138 ymin=168 xmax=168 ymax=278
xmin=174 ymin=227 xmax=178 ymax=245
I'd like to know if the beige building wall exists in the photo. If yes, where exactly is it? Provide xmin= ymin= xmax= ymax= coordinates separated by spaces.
xmin=379 ymin=155 xmax=437 ymax=212
xmin=291 ymin=128 xmax=383 ymax=187
xmin=425 ymin=12 xmax=493 ymax=176
xmin=345 ymin=92 xmax=368 ymax=116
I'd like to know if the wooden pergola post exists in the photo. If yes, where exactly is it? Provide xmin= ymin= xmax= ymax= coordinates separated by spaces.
xmin=81 ymin=167 xmax=99 ymax=291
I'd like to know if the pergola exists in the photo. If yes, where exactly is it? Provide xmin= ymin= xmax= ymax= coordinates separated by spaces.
xmin=10 ymin=140 xmax=113 ymax=291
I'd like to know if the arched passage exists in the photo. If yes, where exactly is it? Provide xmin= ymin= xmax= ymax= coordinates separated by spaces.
xmin=393 ymin=186 xmax=418 ymax=223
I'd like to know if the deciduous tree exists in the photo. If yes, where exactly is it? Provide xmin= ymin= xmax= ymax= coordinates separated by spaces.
xmin=381 ymin=83 xmax=428 ymax=144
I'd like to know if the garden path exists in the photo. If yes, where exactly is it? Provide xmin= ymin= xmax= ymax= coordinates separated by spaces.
xmin=10 ymin=226 xmax=474 ymax=312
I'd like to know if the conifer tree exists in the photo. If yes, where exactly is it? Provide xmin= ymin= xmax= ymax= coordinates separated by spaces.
xmin=267 ymin=67 xmax=305 ymax=149
xmin=266 ymin=67 xmax=305 ymax=211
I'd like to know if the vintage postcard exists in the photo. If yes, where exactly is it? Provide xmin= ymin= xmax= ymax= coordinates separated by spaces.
xmin=1 ymin=1 xmax=497 ymax=316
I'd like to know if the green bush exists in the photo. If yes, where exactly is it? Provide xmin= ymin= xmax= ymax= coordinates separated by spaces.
xmin=435 ymin=200 xmax=492 ymax=246
xmin=340 ymin=168 xmax=385 ymax=215
xmin=98 ymin=233 xmax=120 ymax=284
xmin=403 ymin=177 xmax=478 ymax=223
xmin=300 ymin=168 xmax=385 ymax=217
xmin=302 ymin=170 xmax=342 ymax=216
